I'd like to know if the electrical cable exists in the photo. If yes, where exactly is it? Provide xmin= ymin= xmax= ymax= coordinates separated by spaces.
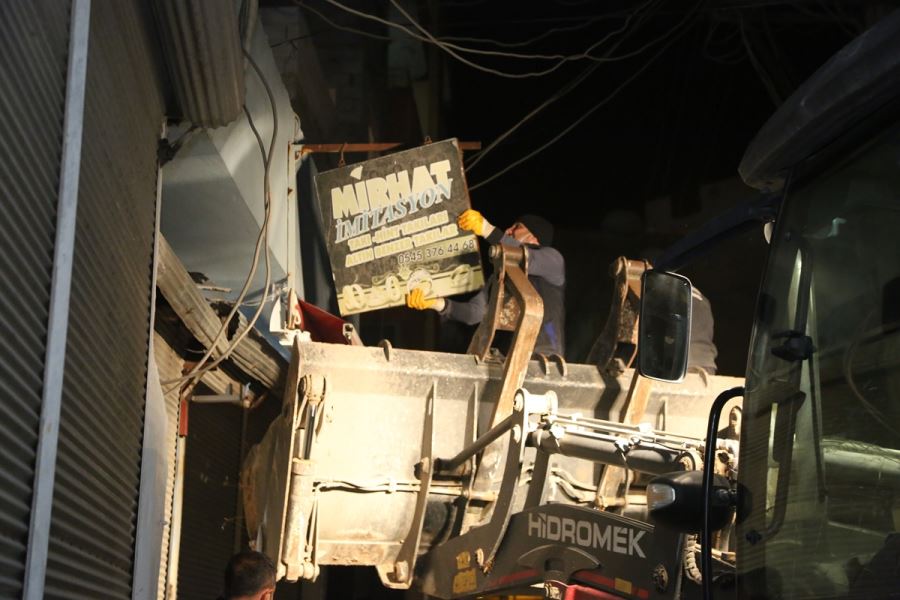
xmin=162 ymin=50 xmax=278 ymax=392
xmin=270 ymin=29 xmax=328 ymax=48
xmin=818 ymin=1 xmax=862 ymax=36
xmin=684 ymin=534 xmax=704 ymax=584
xmin=298 ymin=0 xmax=391 ymax=41
xmin=302 ymin=0 xmax=609 ymax=57
xmin=390 ymin=0 xmax=677 ymax=70
xmin=701 ymin=16 xmax=746 ymax=65
xmin=843 ymin=313 xmax=900 ymax=439
xmin=739 ymin=12 xmax=782 ymax=106
xmin=176 ymin=55 xmax=277 ymax=386
xmin=468 ymin=0 xmax=704 ymax=191
xmin=316 ymin=0 xmax=677 ymax=79
xmin=239 ymin=278 xmax=289 ymax=308
xmin=465 ymin=0 xmax=659 ymax=172
xmin=440 ymin=0 xmax=489 ymax=6
xmin=387 ymin=0 xmax=614 ymax=63
xmin=439 ymin=13 xmax=618 ymax=49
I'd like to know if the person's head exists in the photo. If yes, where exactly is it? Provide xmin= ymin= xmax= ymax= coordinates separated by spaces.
xmin=728 ymin=406 xmax=742 ymax=433
xmin=223 ymin=551 xmax=276 ymax=600
xmin=505 ymin=214 xmax=554 ymax=246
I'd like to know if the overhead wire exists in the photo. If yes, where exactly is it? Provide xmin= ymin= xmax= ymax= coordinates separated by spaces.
xmin=439 ymin=0 xmax=490 ymax=6
xmin=239 ymin=278 xmax=289 ymax=308
xmin=270 ymin=29 xmax=329 ymax=48
xmin=388 ymin=0 xmax=678 ymax=70
xmin=439 ymin=13 xmax=617 ymax=49
xmin=701 ymin=16 xmax=746 ymax=65
xmin=387 ymin=0 xmax=614 ymax=62
xmin=179 ymin=53 xmax=276 ymax=386
xmin=468 ymin=0 xmax=706 ymax=192
xmin=788 ymin=0 xmax=856 ymax=36
xmin=739 ymin=12 xmax=782 ymax=106
xmin=293 ymin=6 xmax=626 ymax=52
xmin=843 ymin=313 xmax=900 ymax=439
xmin=818 ymin=0 xmax=863 ymax=36
xmin=162 ymin=50 xmax=278 ymax=393
xmin=299 ymin=0 xmax=561 ymax=53
xmin=465 ymin=0 xmax=659 ymax=173
xmin=316 ymin=0 xmax=676 ymax=79
xmin=298 ymin=0 xmax=391 ymax=41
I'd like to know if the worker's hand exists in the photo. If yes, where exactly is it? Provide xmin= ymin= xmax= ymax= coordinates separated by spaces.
xmin=458 ymin=209 xmax=491 ymax=237
xmin=406 ymin=287 xmax=445 ymax=311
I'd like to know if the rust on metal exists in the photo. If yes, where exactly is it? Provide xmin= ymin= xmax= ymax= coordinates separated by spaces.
xmin=595 ymin=371 xmax=655 ymax=509
xmin=467 ymin=244 xmax=543 ymax=426
xmin=299 ymin=141 xmax=482 ymax=156
xmin=243 ymin=336 xmax=744 ymax=581
xmin=586 ymin=257 xmax=650 ymax=372
xmin=156 ymin=234 xmax=287 ymax=395
xmin=240 ymin=337 xmax=304 ymax=580
xmin=377 ymin=384 xmax=436 ymax=589
xmin=462 ymin=244 xmax=543 ymax=531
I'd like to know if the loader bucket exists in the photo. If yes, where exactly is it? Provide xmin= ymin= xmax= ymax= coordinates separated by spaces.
xmin=241 ymin=339 xmax=743 ymax=585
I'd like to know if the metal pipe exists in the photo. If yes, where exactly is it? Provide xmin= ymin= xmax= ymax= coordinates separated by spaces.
xmin=23 ymin=2 xmax=91 ymax=598
xmin=550 ymin=414 xmax=701 ymax=444
xmin=702 ymin=387 xmax=744 ymax=600
xmin=191 ymin=395 xmax=244 ymax=405
xmin=436 ymin=411 xmax=519 ymax=472
xmin=530 ymin=430 xmax=689 ymax=476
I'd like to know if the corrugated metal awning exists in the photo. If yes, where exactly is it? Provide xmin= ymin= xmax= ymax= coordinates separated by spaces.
xmin=152 ymin=0 xmax=245 ymax=128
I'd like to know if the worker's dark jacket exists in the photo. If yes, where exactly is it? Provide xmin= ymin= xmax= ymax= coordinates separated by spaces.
xmin=688 ymin=287 xmax=718 ymax=374
xmin=439 ymin=228 xmax=566 ymax=356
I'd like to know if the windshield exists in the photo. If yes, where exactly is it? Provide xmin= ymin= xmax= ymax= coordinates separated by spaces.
xmin=736 ymin=123 xmax=900 ymax=600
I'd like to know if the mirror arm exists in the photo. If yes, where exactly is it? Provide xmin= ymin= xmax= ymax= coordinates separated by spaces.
xmin=654 ymin=194 xmax=781 ymax=272
xmin=702 ymin=386 xmax=745 ymax=600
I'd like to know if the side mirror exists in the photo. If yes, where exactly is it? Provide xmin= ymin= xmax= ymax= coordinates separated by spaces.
xmin=638 ymin=270 xmax=692 ymax=382
xmin=647 ymin=470 xmax=734 ymax=533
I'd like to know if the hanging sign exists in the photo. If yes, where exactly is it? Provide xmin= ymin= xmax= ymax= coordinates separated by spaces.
xmin=315 ymin=138 xmax=484 ymax=316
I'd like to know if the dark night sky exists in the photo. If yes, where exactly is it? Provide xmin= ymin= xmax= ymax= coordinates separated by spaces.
xmin=292 ymin=0 xmax=887 ymax=368
xmin=434 ymin=1 xmax=865 ymax=227
xmin=423 ymin=1 xmax=872 ymax=368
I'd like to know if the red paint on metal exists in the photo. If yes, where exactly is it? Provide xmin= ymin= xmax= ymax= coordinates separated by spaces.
xmin=297 ymin=298 xmax=352 ymax=344
xmin=636 ymin=588 xmax=650 ymax=599
xmin=573 ymin=570 xmax=617 ymax=590
xmin=487 ymin=568 xmax=539 ymax=589
xmin=563 ymin=583 xmax=627 ymax=600
xmin=178 ymin=397 xmax=189 ymax=437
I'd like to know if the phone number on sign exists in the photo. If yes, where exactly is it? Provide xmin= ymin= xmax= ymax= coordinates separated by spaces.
xmin=396 ymin=237 xmax=476 ymax=266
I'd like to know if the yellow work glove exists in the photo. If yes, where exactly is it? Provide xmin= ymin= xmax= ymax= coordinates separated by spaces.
xmin=406 ymin=287 xmax=445 ymax=311
xmin=458 ymin=209 xmax=492 ymax=237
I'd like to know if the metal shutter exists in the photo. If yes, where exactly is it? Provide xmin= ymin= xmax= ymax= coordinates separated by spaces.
xmin=42 ymin=1 xmax=166 ymax=598
xmin=0 ymin=1 xmax=70 ymax=598
xmin=177 ymin=403 xmax=243 ymax=599
xmin=151 ymin=332 xmax=184 ymax=599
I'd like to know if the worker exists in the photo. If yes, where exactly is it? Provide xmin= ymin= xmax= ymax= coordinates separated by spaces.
xmin=407 ymin=209 xmax=566 ymax=356
xmin=218 ymin=550 xmax=276 ymax=600
xmin=717 ymin=405 xmax=741 ymax=441
xmin=716 ymin=404 xmax=741 ymax=471
xmin=689 ymin=286 xmax=718 ymax=374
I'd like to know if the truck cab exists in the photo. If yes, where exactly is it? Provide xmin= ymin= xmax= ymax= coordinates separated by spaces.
xmin=648 ymin=11 xmax=900 ymax=599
